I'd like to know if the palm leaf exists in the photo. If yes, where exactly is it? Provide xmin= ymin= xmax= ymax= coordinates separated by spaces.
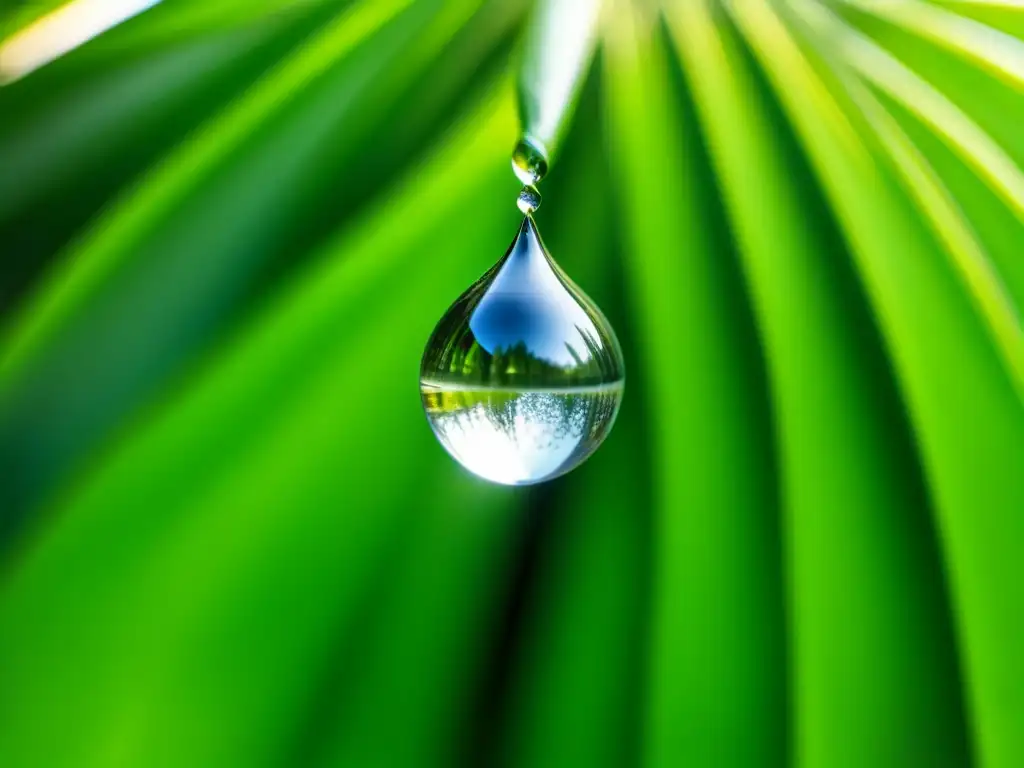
xmin=1 ymin=1 xmax=1022 ymax=766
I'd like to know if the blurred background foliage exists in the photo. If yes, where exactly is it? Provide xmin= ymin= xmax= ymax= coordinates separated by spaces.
xmin=0 ymin=0 xmax=1022 ymax=766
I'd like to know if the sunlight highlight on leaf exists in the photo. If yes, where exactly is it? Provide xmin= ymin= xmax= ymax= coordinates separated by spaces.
xmin=0 ymin=0 xmax=160 ymax=83
xmin=840 ymin=0 xmax=1024 ymax=88
xmin=515 ymin=0 xmax=601 ymax=164
xmin=799 ymin=2 xmax=1024 ymax=225
xmin=790 ymin=0 xmax=1024 ymax=395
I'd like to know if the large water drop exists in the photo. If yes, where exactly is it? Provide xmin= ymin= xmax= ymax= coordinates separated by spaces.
xmin=420 ymin=216 xmax=624 ymax=485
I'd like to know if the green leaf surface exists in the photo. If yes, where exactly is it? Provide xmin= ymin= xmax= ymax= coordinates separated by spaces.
xmin=305 ymin=474 xmax=521 ymax=768
xmin=736 ymin=1 xmax=1024 ymax=763
xmin=0 ymin=1 xmax=348 ymax=306
xmin=0 ymin=79 xmax=519 ymax=768
xmin=672 ymin=3 xmax=971 ymax=765
xmin=2 ymin=1 xmax=1024 ymax=766
xmin=0 ymin=0 xmax=514 ymax=525
xmin=604 ymin=6 xmax=786 ymax=765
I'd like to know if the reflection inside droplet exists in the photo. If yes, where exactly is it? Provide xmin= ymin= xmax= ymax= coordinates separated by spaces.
xmin=517 ymin=185 xmax=542 ymax=215
xmin=421 ymin=381 xmax=623 ymax=485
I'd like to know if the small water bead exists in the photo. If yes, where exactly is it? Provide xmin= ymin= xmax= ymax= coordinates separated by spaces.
xmin=419 ymin=216 xmax=624 ymax=485
xmin=511 ymin=137 xmax=549 ymax=186
xmin=517 ymin=185 xmax=542 ymax=215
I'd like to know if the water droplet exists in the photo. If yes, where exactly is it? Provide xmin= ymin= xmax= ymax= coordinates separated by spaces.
xmin=420 ymin=217 xmax=624 ymax=485
xmin=511 ymin=136 xmax=549 ymax=185
xmin=517 ymin=185 xmax=541 ymax=215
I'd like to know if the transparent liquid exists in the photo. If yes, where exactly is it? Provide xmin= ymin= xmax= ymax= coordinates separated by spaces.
xmin=419 ymin=216 xmax=624 ymax=485
xmin=517 ymin=184 xmax=542 ymax=215
xmin=511 ymin=137 xmax=549 ymax=185
xmin=421 ymin=380 xmax=623 ymax=485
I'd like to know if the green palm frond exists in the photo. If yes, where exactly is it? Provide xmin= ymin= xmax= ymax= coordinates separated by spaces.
xmin=0 ymin=1 xmax=1021 ymax=766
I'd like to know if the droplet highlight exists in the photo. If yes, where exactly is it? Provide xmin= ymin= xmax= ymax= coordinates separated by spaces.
xmin=511 ymin=137 xmax=549 ymax=186
xmin=420 ymin=217 xmax=624 ymax=485
xmin=517 ymin=185 xmax=541 ymax=215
